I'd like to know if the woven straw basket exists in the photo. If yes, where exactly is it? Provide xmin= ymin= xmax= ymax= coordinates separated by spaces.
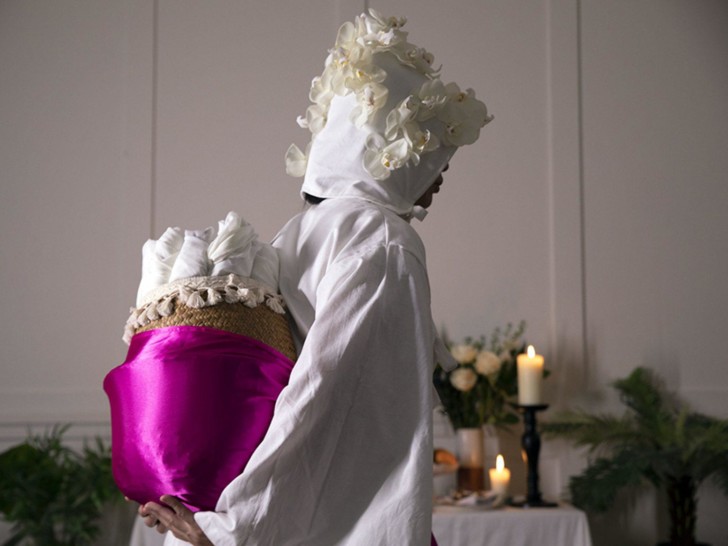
xmin=124 ymin=274 xmax=297 ymax=362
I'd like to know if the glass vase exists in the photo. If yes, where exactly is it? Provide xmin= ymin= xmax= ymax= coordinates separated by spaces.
xmin=455 ymin=427 xmax=484 ymax=491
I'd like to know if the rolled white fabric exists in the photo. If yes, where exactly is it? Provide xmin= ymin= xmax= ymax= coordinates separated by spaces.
xmin=135 ymin=213 xmax=282 ymax=307
xmin=168 ymin=227 xmax=214 ymax=282
xmin=135 ymin=226 xmax=184 ymax=307
xmin=208 ymin=211 xmax=258 ymax=278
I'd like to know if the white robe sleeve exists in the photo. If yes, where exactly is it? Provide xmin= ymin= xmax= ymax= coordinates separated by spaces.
xmin=194 ymin=243 xmax=436 ymax=546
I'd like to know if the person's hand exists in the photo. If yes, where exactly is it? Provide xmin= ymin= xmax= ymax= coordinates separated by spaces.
xmin=139 ymin=495 xmax=213 ymax=545
xmin=136 ymin=497 xmax=169 ymax=534
xmin=126 ymin=496 xmax=168 ymax=534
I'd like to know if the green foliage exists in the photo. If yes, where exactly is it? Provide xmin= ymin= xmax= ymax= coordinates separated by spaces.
xmin=568 ymin=449 xmax=652 ymax=512
xmin=434 ymin=321 xmax=528 ymax=429
xmin=0 ymin=424 xmax=120 ymax=546
xmin=542 ymin=367 xmax=728 ymax=545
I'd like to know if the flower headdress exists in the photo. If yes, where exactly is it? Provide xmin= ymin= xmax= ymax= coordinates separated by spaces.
xmin=285 ymin=9 xmax=493 ymax=181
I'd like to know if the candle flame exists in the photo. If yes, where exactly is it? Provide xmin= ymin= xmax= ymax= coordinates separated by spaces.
xmin=496 ymin=454 xmax=505 ymax=471
xmin=527 ymin=345 xmax=536 ymax=358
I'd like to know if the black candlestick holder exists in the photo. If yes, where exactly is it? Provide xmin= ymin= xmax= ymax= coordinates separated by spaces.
xmin=510 ymin=403 xmax=557 ymax=508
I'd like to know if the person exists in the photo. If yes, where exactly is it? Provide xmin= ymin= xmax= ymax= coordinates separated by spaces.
xmin=138 ymin=9 xmax=492 ymax=545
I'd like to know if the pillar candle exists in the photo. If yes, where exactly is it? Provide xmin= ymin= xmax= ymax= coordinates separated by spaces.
xmin=489 ymin=454 xmax=510 ymax=497
xmin=517 ymin=345 xmax=544 ymax=405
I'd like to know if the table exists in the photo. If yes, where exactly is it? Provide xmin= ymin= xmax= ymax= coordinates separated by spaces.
xmin=432 ymin=503 xmax=592 ymax=546
xmin=131 ymin=502 xmax=592 ymax=546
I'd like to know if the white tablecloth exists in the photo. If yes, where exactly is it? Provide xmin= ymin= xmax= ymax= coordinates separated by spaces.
xmin=432 ymin=504 xmax=592 ymax=546
xmin=130 ymin=503 xmax=592 ymax=546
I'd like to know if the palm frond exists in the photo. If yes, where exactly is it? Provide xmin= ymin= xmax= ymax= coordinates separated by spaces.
xmin=542 ymin=411 xmax=644 ymax=452
xmin=569 ymin=449 xmax=649 ymax=512
xmin=613 ymin=367 xmax=676 ymax=431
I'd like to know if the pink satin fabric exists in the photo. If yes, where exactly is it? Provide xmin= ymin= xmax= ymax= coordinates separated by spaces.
xmin=103 ymin=325 xmax=294 ymax=512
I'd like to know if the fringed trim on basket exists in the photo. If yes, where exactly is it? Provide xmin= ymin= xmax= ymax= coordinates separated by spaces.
xmin=124 ymin=274 xmax=286 ymax=344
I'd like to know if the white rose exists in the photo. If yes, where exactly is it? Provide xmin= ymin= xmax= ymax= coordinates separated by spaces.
xmin=475 ymin=351 xmax=502 ymax=376
xmin=450 ymin=344 xmax=478 ymax=364
xmin=450 ymin=367 xmax=478 ymax=392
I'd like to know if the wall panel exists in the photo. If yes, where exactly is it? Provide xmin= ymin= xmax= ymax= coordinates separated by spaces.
xmin=152 ymin=0 xmax=352 ymax=243
xmin=0 ymin=0 xmax=152 ymax=424
xmin=580 ymin=1 xmax=728 ymax=544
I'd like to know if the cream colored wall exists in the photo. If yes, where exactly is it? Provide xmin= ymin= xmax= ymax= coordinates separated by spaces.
xmin=1 ymin=1 xmax=726 ymax=544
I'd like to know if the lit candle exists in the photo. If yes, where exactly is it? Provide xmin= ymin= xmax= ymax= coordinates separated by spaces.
xmin=517 ymin=345 xmax=544 ymax=405
xmin=489 ymin=454 xmax=511 ymax=497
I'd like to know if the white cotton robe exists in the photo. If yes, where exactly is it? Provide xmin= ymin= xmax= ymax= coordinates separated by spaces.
xmin=169 ymin=46 xmax=459 ymax=546
xmin=187 ymin=198 xmax=438 ymax=546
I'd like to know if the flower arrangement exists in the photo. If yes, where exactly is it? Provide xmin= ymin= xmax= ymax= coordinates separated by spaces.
xmin=285 ymin=9 xmax=493 ymax=180
xmin=434 ymin=321 xmax=527 ymax=430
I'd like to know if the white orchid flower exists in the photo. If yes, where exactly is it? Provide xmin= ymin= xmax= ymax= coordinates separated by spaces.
xmin=377 ymin=29 xmax=400 ymax=47
xmin=347 ymin=41 xmax=372 ymax=66
xmin=401 ymin=123 xmax=439 ymax=166
xmin=416 ymin=79 xmax=448 ymax=120
xmin=325 ymin=48 xmax=356 ymax=95
xmin=441 ymin=83 xmax=493 ymax=126
xmin=403 ymin=123 xmax=439 ymax=162
xmin=450 ymin=367 xmax=478 ymax=392
xmin=297 ymin=104 xmax=328 ymax=135
xmin=356 ymin=10 xmax=408 ymax=51
xmin=368 ymin=8 xmax=407 ymax=31
xmin=394 ymin=44 xmax=439 ymax=75
xmin=350 ymin=82 xmax=388 ymax=127
xmin=325 ymin=43 xmax=373 ymax=95
xmin=284 ymin=143 xmax=310 ymax=177
xmin=359 ymin=9 xmax=407 ymax=38
xmin=360 ymin=30 xmax=406 ymax=50
xmin=309 ymin=71 xmax=335 ymax=107
xmin=334 ymin=21 xmax=358 ymax=51
xmin=442 ymin=120 xmax=482 ymax=146
xmin=437 ymin=83 xmax=493 ymax=146
xmin=344 ymin=64 xmax=387 ymax=93
xmin=363 ymin=134 xmax=411 ymax=180
xmin=384 ymin=96 xmax=419 ymax=140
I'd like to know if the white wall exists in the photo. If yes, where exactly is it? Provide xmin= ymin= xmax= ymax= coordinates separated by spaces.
xmin=1 ymin=1 xmax=726 ymax=544
xmin=579 ymin=2 xmax=728 ymax=544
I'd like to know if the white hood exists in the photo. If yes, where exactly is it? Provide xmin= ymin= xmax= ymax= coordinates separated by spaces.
xmin=286 ymin=9 xmax=493 ymax=220
xmin=301 ymin=52 xmax=456 ymax=218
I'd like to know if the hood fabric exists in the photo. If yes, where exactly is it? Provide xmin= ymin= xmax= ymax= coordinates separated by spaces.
xmin=286 ymin=10 xmax=493 ymax=220
xmin=301 ymin=53 xmax=456 ymax=219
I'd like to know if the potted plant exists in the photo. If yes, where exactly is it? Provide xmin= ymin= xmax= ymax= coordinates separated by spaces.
xmin=0 ymin=424 xmax=122 ymax=546
xmin=542 ymin=367 xmax=728 ymax=546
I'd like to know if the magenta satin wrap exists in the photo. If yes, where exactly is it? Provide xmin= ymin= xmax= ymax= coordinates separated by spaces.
xmin=103 ymin=325 xmax=295 ymax=512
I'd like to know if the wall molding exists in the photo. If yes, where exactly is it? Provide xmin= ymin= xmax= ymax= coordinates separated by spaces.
xmin=0 ymin=388 xmax=110 ymax=425
xmin=0 ymin=420 xmax=110 ymax=452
